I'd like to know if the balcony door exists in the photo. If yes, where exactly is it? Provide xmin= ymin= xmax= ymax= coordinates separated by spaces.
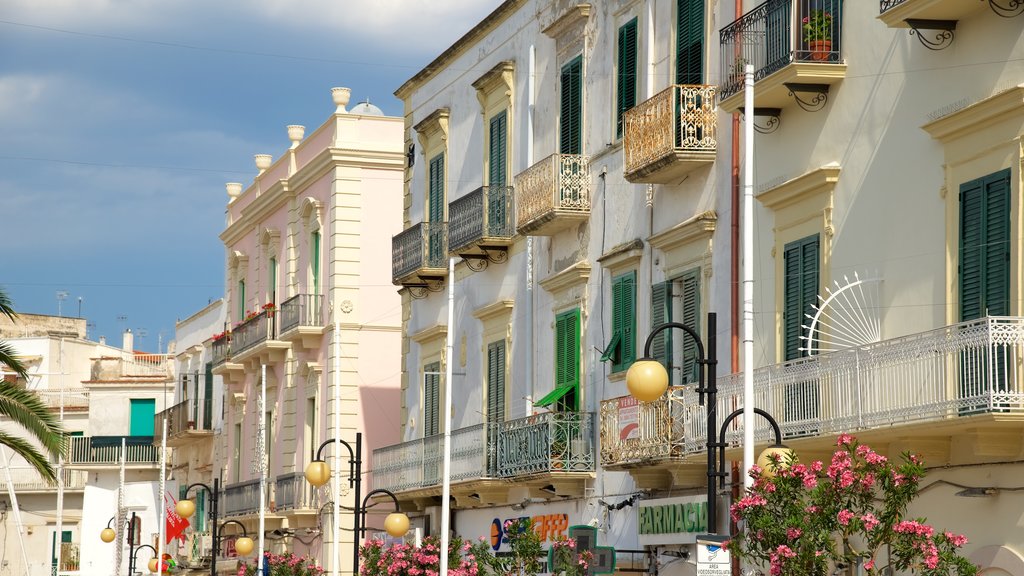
xmin=428 ymin=154 xmax=446 ymax=266
xmin=782 ymin=235 xmax=820 ymax=438
xmin=488 ymin=111 xmax=508 ymax=236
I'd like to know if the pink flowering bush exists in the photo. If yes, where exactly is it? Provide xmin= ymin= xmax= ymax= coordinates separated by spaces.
xmin=489 ymin=518 xmax=544 ymax=576
xmin=359 ymin=535 xmax=493 ymax=576
xmin=549 ymin=535 xmax=594 ymax=576
xmin=236 ymin=552 xmax=325 ymax=576
xmin=728 ymin=435 xmax=977 ymax=576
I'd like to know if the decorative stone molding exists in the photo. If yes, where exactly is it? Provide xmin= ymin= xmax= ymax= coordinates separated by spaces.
xmin=299 ymin=197 xmax=322 ymax=232
xmin=226 ymin=182 xmax=243 ymax=202
xmin=332 ymin=87 xmax=351 ymax=114
xmin=473 ymin=299 xmax=515 ymax=321
xmin=473 ymin=61 xmax=516 ymax=111
xmin=414 ymin=108 xmax=451 ymax=151
xmin=287 ymin=125 xmax=305 ymax=149
xmin=254 ymin=154 xmax=273 ymax=174
xmin=597 ymin=238 xmax=644 ymax=274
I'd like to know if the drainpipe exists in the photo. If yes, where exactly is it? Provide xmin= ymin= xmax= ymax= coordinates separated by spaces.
xmin=526 ymin=43 xmax=536 ymax=416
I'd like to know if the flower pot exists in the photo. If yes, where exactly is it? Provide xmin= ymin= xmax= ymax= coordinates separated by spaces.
xmin=808 ymin=39 xmax=832 ymax=62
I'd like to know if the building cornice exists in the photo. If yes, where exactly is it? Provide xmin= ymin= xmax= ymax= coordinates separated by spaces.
xmin=648 ymin=211 xmax=717 ymax=252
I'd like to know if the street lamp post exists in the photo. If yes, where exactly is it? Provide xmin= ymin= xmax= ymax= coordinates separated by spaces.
xmin=626 ymin=313 xmax=791 ymax=535
xmin=100 ymin=511 xmax=141 ymax=576
xmin=130 ymin=544 xmax=160 ymax=575
xmin=177 ymin=475 xmax=254 ymax=573
xmin=305 ymin=433 xmax=410 ymax=576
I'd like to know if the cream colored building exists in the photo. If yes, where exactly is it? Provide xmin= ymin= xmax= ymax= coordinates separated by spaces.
xmin=377 ymin=0 xmax=1024 ymax=574
xmin=206 ymin=87 xmax=404 ymax=574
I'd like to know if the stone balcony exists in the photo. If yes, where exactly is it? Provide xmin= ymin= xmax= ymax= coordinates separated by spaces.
xmin=514 ymin=153 xmax=590 ymax=237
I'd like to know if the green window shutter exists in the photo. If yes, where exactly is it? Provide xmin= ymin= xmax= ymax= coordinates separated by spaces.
xmin=560 ymin=56 xmax=583 ymax=155
xmin=428 ymin=154 xmax=445 ymax=223
xmin=237 ymin=280 xmax=246 ymax=322
xmin=959 ymin=169 xmax=1011 ymax=320
xmin=489 ymin=111 xmax=507 ymax=187
xmin=554 ymin=309 xmax=581 ymax=411
xmin=617 ymin=18 xmax=638 ymax=138
xmin=676 ymin=0 xmax=704 ymax=85
xmin=311 ymin=232 xmax=321 ymax=296
xmin=129 ymin=398 xmax=156 ymax=437
xmin=679 ymin=269 xmax=701 ymax=384
xmin=424 ymin=362 xmax=441 ymax=436
xmin=610 ymin=271 xmax=637 ymax=372
xmin=651 ymin=280 xmax=674 ymax=383
xmin=783 ymin=235 xmax=820 ymax=360
xmin=487 ymin=340 xmax=506 ymax=423
xmin=269 ymin=256 xmax=277 ymax=305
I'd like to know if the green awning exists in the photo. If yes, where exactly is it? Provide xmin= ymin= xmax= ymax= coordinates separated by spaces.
xmin=534 ymin=383 xmax=577 ymax=408
xmin=599 ymin=332 xmax=621 ymax=363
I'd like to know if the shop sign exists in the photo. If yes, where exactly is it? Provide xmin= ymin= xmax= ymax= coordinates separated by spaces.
xmin=637 ymin=496 xmax=707 ymax=545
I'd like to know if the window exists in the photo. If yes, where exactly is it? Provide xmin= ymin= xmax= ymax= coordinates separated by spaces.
xmin=560 ymin=56 xmax=583 ymax=155
xmin=617 ymin=18 xmax=638 ymax=138
xmin=602 ymin=271 xmax=636 ymax=372
xmin=486 ymin=340 xmax=506 ymax=423
xmin=783 ymin=235 xmax=820 ymax=360
xmin=428 ymin=153 xmax=446 ymax=262
xmin=310 ymin=231 xmax=321 ymax=296
xmin=269 ymin=256 xmax=277 ymax=306
xmin=203 ymin=362 xmax=213 ymax=429
xmin=676 ymin=0 xmax=704 ymax=84
xmin=489 ymin=111 xmax=508 ymax=186
xmin=423 ymin=362 xmax=441 ymax=436
xmin=233 ymin=423 xmax=242 ymax=481
xmin=959 ymin=169 xmax=1010 ymax=320
xmin=652 ymin=268 xmax=701 ymax=386
xmin=536 ymin=309 xmax=581 ymax=412
xmin=237 ymin=280 xmax=246 ymax=322
xmin=129 ymin=398 xmax=156 ymax=437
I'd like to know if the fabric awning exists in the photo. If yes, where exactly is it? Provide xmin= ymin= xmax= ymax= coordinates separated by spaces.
xmin=534 ymin=382 xmax=576 ymax=408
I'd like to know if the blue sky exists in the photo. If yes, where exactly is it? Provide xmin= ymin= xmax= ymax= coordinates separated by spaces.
xmin=0 ymin=0 xmax=498 ymax=351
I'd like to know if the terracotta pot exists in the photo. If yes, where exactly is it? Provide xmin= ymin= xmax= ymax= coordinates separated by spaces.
xmin=809 ymin=39 xmax=832 ymax=61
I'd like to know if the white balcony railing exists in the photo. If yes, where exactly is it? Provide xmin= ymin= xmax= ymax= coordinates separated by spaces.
xmin=6 ymin=467 xmax=89 ymax=491
xmin=603 ymin=317 xmax=1024 ymax=466
xmin=66 ymin=436 xmax=161 ymax=466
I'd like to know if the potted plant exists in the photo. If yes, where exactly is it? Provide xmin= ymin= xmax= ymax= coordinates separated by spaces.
xmin=802 ymin=9 xmax=833 ymax=61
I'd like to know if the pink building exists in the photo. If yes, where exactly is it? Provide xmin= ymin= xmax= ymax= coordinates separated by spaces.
xmin=205 ymin=87 xmax=404 ymax=572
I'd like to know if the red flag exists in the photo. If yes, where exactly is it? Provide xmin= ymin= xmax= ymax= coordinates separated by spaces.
xmin=164 ymin=492 xmax=190 ymax=544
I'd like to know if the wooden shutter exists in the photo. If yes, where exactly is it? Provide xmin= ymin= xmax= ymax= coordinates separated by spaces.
xmin=617 ymin=18 xmax=638 ymax=138
xmin=651 ymin=280 xmax=674 ymax=384
xmin=487 ymin=340 xmax=506 ymax=423
xmin=424 ymin=362 xmax=441 ymax=436
xmin=489 ymin=111 xmax=507 ymax=186
xmin=679 ymin=269 xmax=701 ymax=384
xmin=960 ymin=169 xmax=1011 ymax=320
xmin=612 ymin=271 xmax=637 ymax=372
xmin=428 ymin=154 xmax=445 ymax=223
xmin=560 ymin=56 xmax=583 ymax=155
xmin=555 ymin=309 xmax=581 ymax=411
xmin=676 ymin=0 xmax=704 ymax=85
xmin=311 ymin=232 xmax=320 ymax=295
xmin=783 ymin=235 xmax=819 ymax=360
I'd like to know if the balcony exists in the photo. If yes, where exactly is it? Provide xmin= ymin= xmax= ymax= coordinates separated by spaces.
xmin=230 ymin=310 xmax=289 ymax=366
xmin=623 ymin=85 xmax=717 ymax=184
xmin=6 ymin=467 xmax=89 ymax=492
xmin=600 ymin=317 xmax=1024 ymax=488
xmin=278 ymin=294 xmax=324 ymax=349
xmin=392 ymin=222 xmax=449 ymax=289
xmin=66 ymin=436 xmax=161 ymax=469
xmin=153 ymin=398 xmax=214 ymax=447
xmin=275 ymin=472 xmax=323 ymax=513
xmin=718 ymin=0 xmax=847 ymax=114
xmin=878 ymin=0 xmax=987 ymax=30
xmin=222 ymin=479 xmax=263 ymax=517
xmin=373 ymin=413 xmax=595 ymax=507
xmin=448 ymin=185 xmax=515 ymax=267
xmin=514 ymin=153 xmax=590 ymax=236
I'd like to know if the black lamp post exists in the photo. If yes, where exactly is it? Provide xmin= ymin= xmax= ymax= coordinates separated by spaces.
xmin=305 ymin=433 xmax=409 ymax=576
xmin=100 ymin=511 xmax=144 ymax=575
xmin=214 ymin=520 xmax=255 ymax=559
xmin=177 ymin=478 xmax=224 ymax=576
xmin=130 ymin=544 xmax=159 ymax=575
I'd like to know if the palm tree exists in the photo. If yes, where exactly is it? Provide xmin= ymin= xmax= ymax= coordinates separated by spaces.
xmin=0 ymin=288 xmax=65 ymax=483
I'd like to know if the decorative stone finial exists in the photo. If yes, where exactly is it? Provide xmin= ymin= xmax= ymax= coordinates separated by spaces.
xmin=254 ymin=154 xmax=272 ymax=174
xmin=287 ymin=125 xmax=305 ymax=148
xmin=226 ymin=182 xmax=243 ymax=202
xmin=332 ymin=87 xmax=351 ymax=113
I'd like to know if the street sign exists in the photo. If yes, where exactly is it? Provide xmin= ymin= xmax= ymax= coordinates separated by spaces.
xmin=696 ymin=534 xmax=730 ymax=576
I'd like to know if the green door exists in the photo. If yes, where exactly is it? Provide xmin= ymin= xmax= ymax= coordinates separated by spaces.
xmin=52 ymin=530 xmax=72 ymax=571
xmin=129 ymin=398 xmax=156 ymax=437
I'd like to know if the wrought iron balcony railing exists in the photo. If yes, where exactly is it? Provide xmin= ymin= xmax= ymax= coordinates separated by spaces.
xmin=623 ymin=85 xmax=717 ymax=183
xmin=493 ymin=411 xmax=594 ymax=476
xmin=602 ymin=317 xmax=1024 ymax=466
xmin=278 ymin=293 xmax=323 ymax=334
xmin=222 ymin=479 xmax=263 ymax=517
xmin=372 ymin=423 xmax=493 ymax=493
xmin=67 ymin=436 xmax=161 ymax=466
xmin=600 ymin=395 xmax=694 ymax=466
xmin=879 ymin=0 xmax=907 ymax=10
xmin=514 ymin=154 xmax=590 ymax=236
xmin=392 ymin=222 xmax=448 ymax=283
xmin=275 ymin=472 xmax=321 ymax=511
xmin=212 ymin=336 xmax=231 ymax=366
xmin=154 ymin=397 xmax=214 ymax=442
xmin=231 ymin=311 xmax=275 ymax=356
xmin=719 ymin=0 xmax=844 ymax=100
xmin=448 ymin=185 xmax=515 ymax=253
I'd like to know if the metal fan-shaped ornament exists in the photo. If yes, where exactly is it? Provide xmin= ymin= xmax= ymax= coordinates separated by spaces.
xmin=800 ymin=272 xmax=882 ymax=356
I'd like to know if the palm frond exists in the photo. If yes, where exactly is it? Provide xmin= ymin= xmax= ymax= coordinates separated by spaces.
xmin=0 ymin=340 xmax=29 ymax=381
xmin=0 ymin=430 xmax=57 ymax=483
xmin=0 ymin=287 xmax=16 ymax=321
xmin=0 ymin=382 xmax=66 ymax=457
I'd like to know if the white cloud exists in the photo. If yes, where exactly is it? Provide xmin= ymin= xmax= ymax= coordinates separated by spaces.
xmin=0 ymin=74 xmax=50 ymax=122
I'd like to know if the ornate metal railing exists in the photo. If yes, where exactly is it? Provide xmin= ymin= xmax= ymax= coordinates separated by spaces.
xmin=275 ymin=472 xmax=320 ymax=511
xmin=372 ymin=424 xmax=494 ymax=493
xmin=392 ymin=222 xmax=448 ymax=281
xmin=448 ymin=186 xmax=515 ymax=253
xmin=494 ymin=412 xmax=594 ymax=477
xmin=222 ymin=479 xmax=263 ymax=516
xmin=514 ymin=154 xmax=590 ymax=231
xmin=719 ymin=0 xmax=844 ymax=100
xmin=879 ymin=0 xmax=908 ymax=12
xmin=623 ymin=84 xmax=717 ymax=176
xmin=212 ymin=337 xmax=231 ymax=366
xmin=154 ymin=397 xmax=214 ymax=442
xmin=67 ymin=436 xmax=161 ymax=465
xmin=279 ymin=293 xmax=323 ymax=334
xmin=640 ymin=317 xmax=1024 ymax=458
xmin=599 ymin=394 xmax=694 ymax=466
xmin=231 ymin=311 xmax=274 ymax=355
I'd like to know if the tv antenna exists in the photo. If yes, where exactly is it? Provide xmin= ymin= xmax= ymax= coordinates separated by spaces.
xmin=56 ymin=291 xmax=69 ymax=317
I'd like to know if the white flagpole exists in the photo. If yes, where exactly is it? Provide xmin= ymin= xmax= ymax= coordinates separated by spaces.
xmin=158 ymin=416 xmax=167 ymax=574
xmin=0 ymin=447 xmax=30 ymax=571
xmin=259 ymin=363 xmax=267 ymax=571
xmin=332 ymin=314 xmax=341 ymax=576
xmin=439 ymin=256 xmax=455 ymax=576
xmin=55 ymin=337 xmax=65 ymax=574
xmin=742 ymin=64 xmax=756 ymax=490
